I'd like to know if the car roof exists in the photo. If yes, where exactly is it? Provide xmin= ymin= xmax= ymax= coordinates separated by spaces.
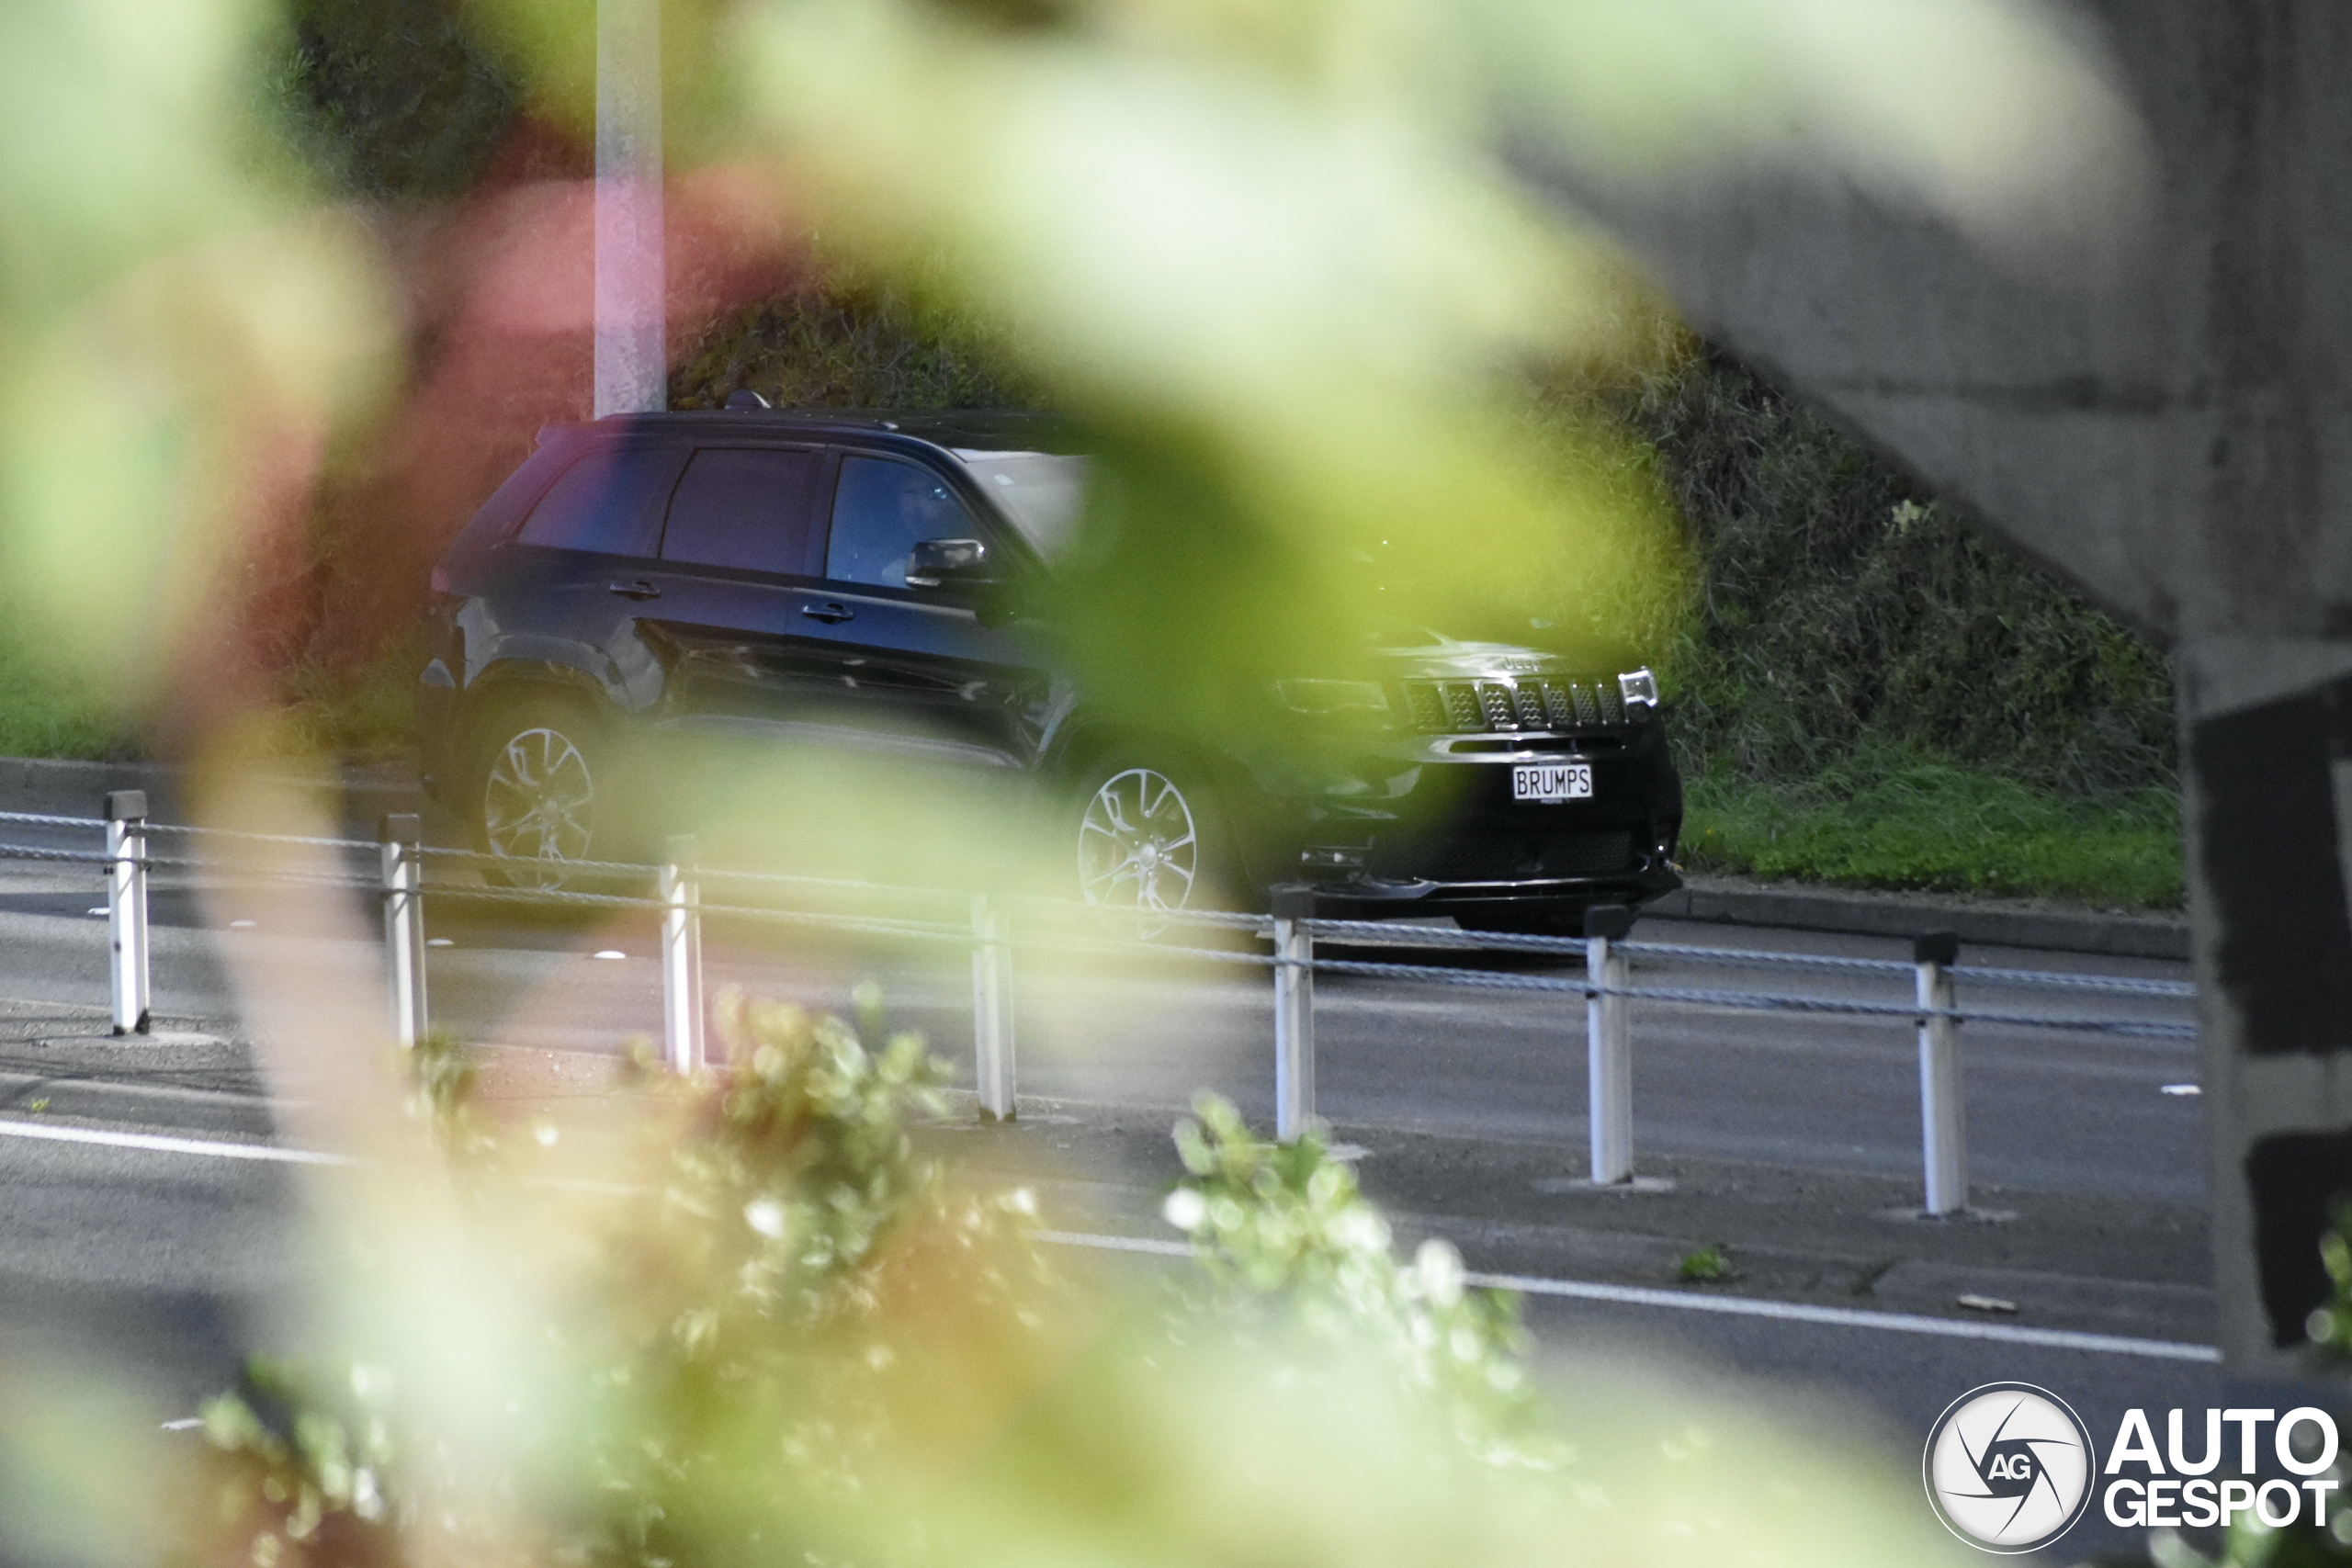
xmin=544 ymin=408 xmax=1091 ymax=457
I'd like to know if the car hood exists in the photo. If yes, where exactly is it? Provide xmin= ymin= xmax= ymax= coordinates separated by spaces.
xmin=1366 ymin=632 xmax=1587 ymax=681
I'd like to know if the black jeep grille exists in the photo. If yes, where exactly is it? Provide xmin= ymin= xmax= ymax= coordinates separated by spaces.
xmin=1399 ymin=677 xmax=1624 ymax=734
xmin=1371 ymin=828 xmax=1640 ymax=884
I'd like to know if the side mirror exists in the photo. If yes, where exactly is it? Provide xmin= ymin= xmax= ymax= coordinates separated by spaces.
xmin=906 ymin=537 xmax=997 ymax=592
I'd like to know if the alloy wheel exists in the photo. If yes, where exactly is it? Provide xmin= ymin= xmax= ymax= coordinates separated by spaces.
xmin=1077 ymin=767 xmax=1202 ymax=934
xmin=481 ymin=725 xmax=595 ymax=888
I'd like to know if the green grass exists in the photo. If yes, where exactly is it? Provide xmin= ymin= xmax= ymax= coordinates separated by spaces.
xmin=0 ymin=616 xmax=423 ymax=768
xmin=0 ymin=633 xmax=131 ymax=761
xmin=1679 ymin=745 xmax=2182 ymax=910
xmin=1676 ymin=1246 xmax=1732 ymax=1282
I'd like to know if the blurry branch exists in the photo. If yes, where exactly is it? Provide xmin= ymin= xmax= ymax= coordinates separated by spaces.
xmin=1163 ymin=1094 xmax=1562 ymax=1470
xmin=167 ymin=992 xmax=1964 ymax=1568
xmin=1480 ymin=0 xmax=2151 ymax=270
xmin=0 ymin=4 xmax=2156 ymax=1557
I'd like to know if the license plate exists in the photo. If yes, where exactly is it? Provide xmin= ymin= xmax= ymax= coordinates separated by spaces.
xmin=1512 ymin=762 xmax=1593 ymax=803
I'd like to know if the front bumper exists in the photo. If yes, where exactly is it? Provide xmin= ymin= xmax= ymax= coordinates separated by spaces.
xmin=1230 ymin=722 xmax=1684 ymax=919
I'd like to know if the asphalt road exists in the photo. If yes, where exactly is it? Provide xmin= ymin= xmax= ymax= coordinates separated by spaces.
xmin=0 ymin=838 xmax=2228 ymax=1564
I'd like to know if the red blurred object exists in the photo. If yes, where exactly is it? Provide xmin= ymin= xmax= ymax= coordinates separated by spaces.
xmin=297 ymin=117 xmax=805 ymax=674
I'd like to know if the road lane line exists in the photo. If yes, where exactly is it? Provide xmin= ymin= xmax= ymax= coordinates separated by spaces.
xmin=5 ymin=1121 xmax=2215 ymax=1365
xmin=1035 ymin=1230 xmax=2220 ymax=1363
xmin=0 ymin=1117 xmax=348 ymax=1166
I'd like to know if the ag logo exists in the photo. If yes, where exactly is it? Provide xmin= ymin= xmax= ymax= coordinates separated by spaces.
xmin=1923 ymin=1382 xmax=2095 ymax=1553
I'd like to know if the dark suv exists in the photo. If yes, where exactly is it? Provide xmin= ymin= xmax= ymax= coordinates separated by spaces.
xmin=416 ymin=407 xmax=1683 ymax=928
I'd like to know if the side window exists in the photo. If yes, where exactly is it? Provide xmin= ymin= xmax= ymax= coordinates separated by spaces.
xmin=513 ymin=446 xmax=675 ymax=557
xmin=660 ymin=447 xmax=817 ymax=575
xmin=825 ymin=455 xmax=977 ymax=590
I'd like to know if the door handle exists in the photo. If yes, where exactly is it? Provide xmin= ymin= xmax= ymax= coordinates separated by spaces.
xmin=606 ymin=580 xmax=662 ymax=601
xmin=801 ymin=602 xmax=855 ymax=624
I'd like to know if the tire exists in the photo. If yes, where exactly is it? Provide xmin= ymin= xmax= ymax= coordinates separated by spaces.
xmin=1070 ymin=752 xmax=1233 ymax=935
xmin=461 ymin=694 xmax=634 ymax=893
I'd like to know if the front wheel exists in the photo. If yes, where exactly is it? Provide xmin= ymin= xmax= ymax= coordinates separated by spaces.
xmin=1072 ymin=758 xmax=1228 ymax=934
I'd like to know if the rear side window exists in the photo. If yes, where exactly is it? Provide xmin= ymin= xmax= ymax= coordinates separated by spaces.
xmin=660 ymin=447 xmax=817 ymax=575
xmin=826 ymin=455 xmax=977 ymax=589
xmin=513 ymin=446 xmax=676 ymax=557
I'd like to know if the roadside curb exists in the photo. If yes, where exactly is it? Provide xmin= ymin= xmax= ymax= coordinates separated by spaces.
xmin=1653 ymin=876 xmax=2188 ymax=962
xmin=0 ymin=755 xmax=2188 ymax=960
xmin=0 ymin=755 xmax=428 ymax=840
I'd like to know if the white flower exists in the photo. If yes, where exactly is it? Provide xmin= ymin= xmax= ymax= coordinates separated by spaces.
xmin=1415 ymin=1238 xmax=1465 ymax=1308
xmin=744 ymin=1196 xmax=788 ymax=1239
xmin=1333 ymin=1207 xmax=1391 ymax=1254
xmin=1162 ymin=1188 xmax=1208 ymax=1232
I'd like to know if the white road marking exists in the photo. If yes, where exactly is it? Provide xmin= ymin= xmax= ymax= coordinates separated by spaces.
xmin=6 ymin=1120 xmax=2217 ymax=1367
xmin=0 ymin=1117 xmax=347 ymax=1166
xmin=2163 ymin=1083 xmax=2202 ymax=1096
xmin=1035 ymin=1230 xmax=2221 ymax=1364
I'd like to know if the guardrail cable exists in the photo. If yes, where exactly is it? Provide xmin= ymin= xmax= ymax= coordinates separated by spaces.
xmin=0 ymin=820 xmax=2197 ymax=1030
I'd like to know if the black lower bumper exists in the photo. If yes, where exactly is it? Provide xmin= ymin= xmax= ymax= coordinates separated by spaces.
xmin=1299 ymin=862 xmax=1681 ymax=920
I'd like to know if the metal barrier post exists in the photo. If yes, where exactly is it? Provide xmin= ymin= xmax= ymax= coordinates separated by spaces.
xmin=105 ymin=790 xmax=150 ymax=1035
xmin=1914 ymin=930 xmax=1968 ymax=1215
xmin=1585 ymin=904 xmax=1634 ymax=1184
xmin=661 ymin=835 xmax=705 ymax=1075
xmin=1272 ymin=886 xmax=1317 ymax=1140
xmin=971 ymin=893 xmax=1017 ymax=1121
xmin=379 ymin=814 xmax=428 ymax=1048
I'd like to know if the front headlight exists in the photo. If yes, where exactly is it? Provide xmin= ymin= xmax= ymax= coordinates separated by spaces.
xmin=1271 ymin=679 xmax=1393 ymax=718
xmin=1618 ymin=668 xmax=1660 ymax=709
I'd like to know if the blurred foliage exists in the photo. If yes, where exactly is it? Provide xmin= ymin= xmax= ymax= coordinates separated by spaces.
xmin=270 ymin=0 xmax=525 ymax=204
xmin=156 ymin=995 xmax=1968 ymax=1567
xmin=0 ymin=1 xmax=2151 ymax=1555
xmin=2175 ymin=1208 xmax=2352 ymax=1567
xmin=1162 ymin=1094 xmax=1558 ymax=1469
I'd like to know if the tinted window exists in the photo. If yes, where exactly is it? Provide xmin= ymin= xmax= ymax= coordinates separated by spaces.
xmin=514 ymin=446 xmax=675 ymax=556
xmin=826 ymin=455 xmax=977 ymax=589
xmin=659 ymin=447 xmax=816 ymax=574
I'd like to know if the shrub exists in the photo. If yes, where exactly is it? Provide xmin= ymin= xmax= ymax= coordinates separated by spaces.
xmin=146 ymin=996 xmax=1962 ymax=1567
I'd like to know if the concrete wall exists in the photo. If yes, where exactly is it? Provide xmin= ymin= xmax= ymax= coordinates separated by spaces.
xmin=1536 ymin=2 xmax=2352 ymax=1371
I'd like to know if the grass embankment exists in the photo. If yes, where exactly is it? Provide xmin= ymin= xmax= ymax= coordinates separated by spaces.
xmin=1601 ymin=348 xmax=2184 ymax=909
xmin=1680 ymin=747 xmax=2181 ymax=908
xmin=0 ymin=628 xmax=132 ymax=761
xmin=0 ymin=622 xmax=426 ymax=767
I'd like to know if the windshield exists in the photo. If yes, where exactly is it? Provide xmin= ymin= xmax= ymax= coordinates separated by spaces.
xmin=952 ymin=449 xmax=1090 ymax=558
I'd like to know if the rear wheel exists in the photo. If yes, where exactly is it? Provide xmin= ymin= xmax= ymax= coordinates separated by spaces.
xmin=464 ymin=696 xmax=629 ymax=892
xmin=1073 ymin=755 xmax=1230 ymax=935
